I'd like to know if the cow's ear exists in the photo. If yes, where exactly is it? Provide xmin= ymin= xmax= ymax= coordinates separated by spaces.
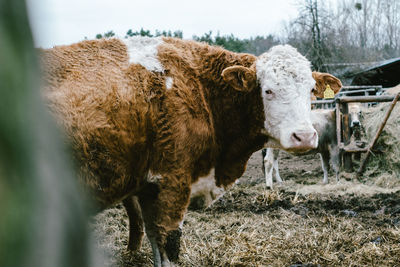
xmin=312 ymin=72 xmax=342 ymax=98
xmin=222 ymin=66 xmax=256 ymax=92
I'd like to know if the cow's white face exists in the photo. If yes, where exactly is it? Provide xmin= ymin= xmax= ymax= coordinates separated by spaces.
xmin=256 ymin=45 xmax=318 ymax=152
xmin=221 ymin=45 xmax=345 ymax=152
xmin=221 ymin=45 xmax=318 ymax=152
xmin=349 ymin=102 xmax=362 ymax=128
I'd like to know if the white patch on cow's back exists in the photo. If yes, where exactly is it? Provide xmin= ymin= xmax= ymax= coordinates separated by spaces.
xmin=165 ymin=77 xmax=173 ymax=90
xmin=122 ymin=36 xmax=164 ymax=72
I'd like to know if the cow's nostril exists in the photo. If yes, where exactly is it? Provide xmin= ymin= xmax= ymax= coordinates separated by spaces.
xmin=292 ymin=133 xmax=302 ymax=142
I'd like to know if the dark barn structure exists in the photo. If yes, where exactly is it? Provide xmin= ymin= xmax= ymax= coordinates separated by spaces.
xmin=351 ymin=57 xmax=400 ymax=87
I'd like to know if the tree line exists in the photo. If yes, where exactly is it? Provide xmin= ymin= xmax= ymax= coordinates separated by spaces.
xmin=284 ymin=0 xmax=400 ymax=70
xmin=95 ymin=0 xmax=400 ymax=72
xmin=95 ymin=29 xmax=280 ymax=57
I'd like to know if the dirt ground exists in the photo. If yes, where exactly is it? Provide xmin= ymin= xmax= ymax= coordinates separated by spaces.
xmin=92 ymin=151 xmax=400 ymax=266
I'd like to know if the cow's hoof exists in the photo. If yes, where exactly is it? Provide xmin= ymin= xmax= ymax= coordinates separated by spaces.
xmin=165 ymin=229 xmax=182 ymax=262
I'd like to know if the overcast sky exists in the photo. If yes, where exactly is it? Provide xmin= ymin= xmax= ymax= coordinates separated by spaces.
xmin=26 ymin=0 xmax=299 ymax=48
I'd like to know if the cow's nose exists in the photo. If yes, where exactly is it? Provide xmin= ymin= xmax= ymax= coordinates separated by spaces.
xmin=290 ymin=130 xmax=318 ymax=150
xmin=352 ymin=120 xmax=360 ymax=127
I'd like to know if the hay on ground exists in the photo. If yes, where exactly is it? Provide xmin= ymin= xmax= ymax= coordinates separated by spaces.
xmin=361 ymin=101 xmax=400 ymax=185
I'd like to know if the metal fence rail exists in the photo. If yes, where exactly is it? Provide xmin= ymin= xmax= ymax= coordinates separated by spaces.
xmin=312 ymin=85 xmax=385 ymax=109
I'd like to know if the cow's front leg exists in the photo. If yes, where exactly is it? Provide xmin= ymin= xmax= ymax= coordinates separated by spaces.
xmin=264 ymin=148 xmax=275 ymax=189
xmin=138 ymin=172 xmax=191 ymax=267
xmin=319 ymin=152 xmax=330 ymax=184
xmin=329 ymin=144 xmax=341 ymax=183
xmin=272 ymin=149 xmax=282 ymax=183
xmin=123 ymin=196 xmax=144 ymax=251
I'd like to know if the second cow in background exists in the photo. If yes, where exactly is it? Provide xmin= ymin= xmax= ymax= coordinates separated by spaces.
xmin=263 ymin=109 xmax=339 ymax=187
xmin=262 ymin=102 xmax=364 ymax=188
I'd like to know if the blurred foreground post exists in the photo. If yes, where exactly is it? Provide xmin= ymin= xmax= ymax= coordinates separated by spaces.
xmin=0 ymin=1 xmax=103 ymax=266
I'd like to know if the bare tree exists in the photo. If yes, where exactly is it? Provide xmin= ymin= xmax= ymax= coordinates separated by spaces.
xmin=283 ymin=0 xmax=400 ymax=66
xmin=284 ymin=0 xmax=331 ymax=70
xmin=382 ymin=0 xmax=400 ymax=52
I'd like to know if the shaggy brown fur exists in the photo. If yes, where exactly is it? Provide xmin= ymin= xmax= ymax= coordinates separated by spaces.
xmin=40 ymin=37 xmax=269 ymax=264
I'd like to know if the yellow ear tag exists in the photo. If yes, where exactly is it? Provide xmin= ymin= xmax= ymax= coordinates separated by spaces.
xmin=323 ymin=84 xmax=335 ymax=99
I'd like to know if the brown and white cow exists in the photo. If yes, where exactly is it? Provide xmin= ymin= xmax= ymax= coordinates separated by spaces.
xmin=41 ymin=36 xmax=323 ymax=267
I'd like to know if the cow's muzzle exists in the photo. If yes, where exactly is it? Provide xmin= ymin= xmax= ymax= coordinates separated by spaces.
xmin=351 ymin=120 xmax=360 ymax=128
xmin=288 ymin=130 xmax=318 ymax=151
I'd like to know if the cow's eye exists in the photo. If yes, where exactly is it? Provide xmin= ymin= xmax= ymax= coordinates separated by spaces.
xmin=311 ymin=88 xmax=316 ymax=93
xmin=265 ymin=89 xmax=273 ymax=95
